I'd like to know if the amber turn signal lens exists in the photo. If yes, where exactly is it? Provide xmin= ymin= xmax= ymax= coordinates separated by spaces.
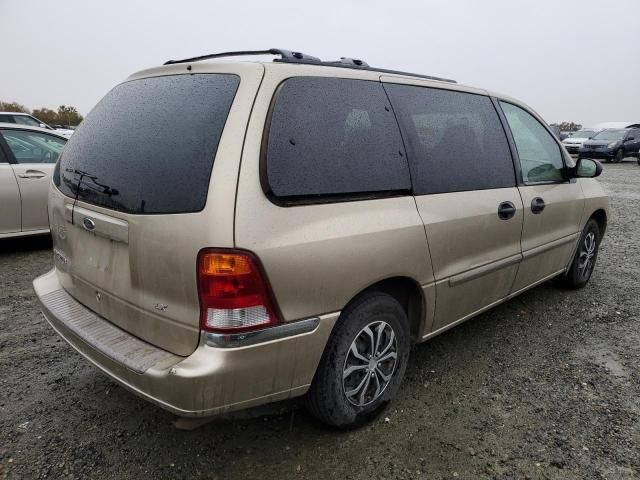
xmin=200 ymin=253 xmax=253 ymax=276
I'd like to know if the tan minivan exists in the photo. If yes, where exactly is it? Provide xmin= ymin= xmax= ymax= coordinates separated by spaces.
xmin=34 ymin=49 xmax=608 ymax=428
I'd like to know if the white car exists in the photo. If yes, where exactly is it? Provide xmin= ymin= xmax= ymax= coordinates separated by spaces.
xmin=562 ymin=128 xmax=601 ymax=155
xmin=0 ymin=112 xmax=74 ymax=138
xmin=0 ymin=123 xmax=67 ymax=238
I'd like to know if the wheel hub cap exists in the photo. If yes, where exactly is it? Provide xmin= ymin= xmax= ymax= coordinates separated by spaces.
xmin=577 ymin=231 xmax=596 ymax=280
xmin=342 ymin=320 xmax=398 ymax=407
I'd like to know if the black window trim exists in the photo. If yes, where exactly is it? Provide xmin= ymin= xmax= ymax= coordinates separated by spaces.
xmin=495 ymin=99 xmax=573 ymax=186
xmin=0 ymin=136 xmax=10 ymax=164
xmin=259 ymin=76 xmax=412 ymax=208
xmin=490 ymin=97 xmax=524 ymax=187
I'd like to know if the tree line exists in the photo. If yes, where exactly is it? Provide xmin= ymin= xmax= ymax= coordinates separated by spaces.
xmin=550 ymin=121 xmax=582 ymax=132
xmin=1 ymin=100 xmax=83 ymax=127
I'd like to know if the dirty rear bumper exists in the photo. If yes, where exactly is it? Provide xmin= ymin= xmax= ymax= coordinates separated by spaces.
xmin=33 ymin=268 xmax=338 ymax=417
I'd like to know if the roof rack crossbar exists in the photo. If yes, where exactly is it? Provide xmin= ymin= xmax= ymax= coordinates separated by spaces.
xmin=164 ymin=49 xmax=320 ymax=65
xmin=326 ymin=57 xmax=370 ymax=67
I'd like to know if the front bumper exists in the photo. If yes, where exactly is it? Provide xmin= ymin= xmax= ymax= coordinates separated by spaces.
xmin=578 ymin=148 xmax=615 ymax=160
xmin=34 ymin=269 xmax=339 ymax=417
xmin=563 ymin=144 xmax=582 ymax=155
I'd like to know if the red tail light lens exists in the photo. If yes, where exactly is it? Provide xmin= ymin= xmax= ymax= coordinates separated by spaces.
xmin=197 ymin=249 xmax=281 ymax=333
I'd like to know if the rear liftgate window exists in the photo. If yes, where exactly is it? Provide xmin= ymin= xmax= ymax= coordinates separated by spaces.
xmin=55 ymin=74 xmax=240 ymax=214
xmin=384 ymin=84 xmax=515 ymax=195
xmin=264 ymin=77 xmax=411 ymax=201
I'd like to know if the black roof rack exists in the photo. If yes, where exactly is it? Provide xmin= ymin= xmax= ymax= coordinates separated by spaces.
xmin=164 ymin=49 xmax=321 ymax=65
xmin=163 ymin=49 xmax=456 ymax=83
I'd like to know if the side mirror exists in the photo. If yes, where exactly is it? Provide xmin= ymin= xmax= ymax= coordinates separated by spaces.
xmin=575 ymin=158 xmax=603 ymax=178
xmin=626 ymin=136 xmax=635 ymax=141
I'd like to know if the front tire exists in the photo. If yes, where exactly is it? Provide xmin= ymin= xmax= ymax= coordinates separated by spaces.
xmin=614 ymin=148 xmax=625 ymax=163
xmin=305 ymin=292 xmax=410 ymax=429
xmin=558 ymin=219 xmax=601 ymax=289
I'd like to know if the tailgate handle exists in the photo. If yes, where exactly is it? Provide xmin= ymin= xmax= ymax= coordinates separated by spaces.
xmin=73 ymin=206 xmax=129 ymax=244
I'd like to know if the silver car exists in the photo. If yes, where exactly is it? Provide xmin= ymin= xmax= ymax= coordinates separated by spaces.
xmin=0 ymin=123 xmax=67 ymax=238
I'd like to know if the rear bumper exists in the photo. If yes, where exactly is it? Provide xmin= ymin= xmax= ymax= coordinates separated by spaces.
xmin=34 ymin=269 xmax=339 ymax=417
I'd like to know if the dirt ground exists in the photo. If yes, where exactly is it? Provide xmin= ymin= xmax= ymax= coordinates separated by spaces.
xmin=1 ymin=162 xmax=639 ymax=480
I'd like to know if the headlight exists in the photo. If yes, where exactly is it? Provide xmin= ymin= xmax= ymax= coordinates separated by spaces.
xmin=607 ymin=142 xmax=619 ymax=148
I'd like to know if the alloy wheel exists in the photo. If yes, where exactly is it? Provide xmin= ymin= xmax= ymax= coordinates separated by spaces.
xmin=577 ymin=231 xmax=596 ymax=281
xmin=342 ymin=321 xmax=398 ymax=407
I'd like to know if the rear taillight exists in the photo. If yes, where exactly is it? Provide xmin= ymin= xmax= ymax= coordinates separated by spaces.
xmin=197 ymin=249 xmax=281 ymax=333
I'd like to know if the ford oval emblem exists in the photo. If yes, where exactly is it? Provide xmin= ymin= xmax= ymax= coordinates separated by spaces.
xmin=83 ymin=217 xmax=96 ymax=231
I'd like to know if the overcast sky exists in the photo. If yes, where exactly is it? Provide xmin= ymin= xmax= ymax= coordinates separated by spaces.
xmin=1 ymin=0 xmax=639 ymax=127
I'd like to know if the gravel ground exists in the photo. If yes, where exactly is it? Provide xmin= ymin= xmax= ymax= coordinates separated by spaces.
xmin=1 ymin=162 xmax=639 ymax=480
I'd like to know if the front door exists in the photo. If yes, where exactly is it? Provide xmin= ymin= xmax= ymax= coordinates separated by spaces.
xmin=0 ymin=129 xmax=66 ymax=231
xmin=498 ymin=101 xmax=585 ymax=292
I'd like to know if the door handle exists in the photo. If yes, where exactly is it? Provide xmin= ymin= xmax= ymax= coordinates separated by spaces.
xmin=18 ymin=170 xmax=46 ymax=179
xmin=531 ymin=197 xmax=546 ymax=214
xmin=498 ymin=201 xmax=517 ymax=220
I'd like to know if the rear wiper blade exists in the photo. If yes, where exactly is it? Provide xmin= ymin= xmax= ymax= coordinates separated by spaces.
xmin=66 ymin=168 xmax=119 ymax=196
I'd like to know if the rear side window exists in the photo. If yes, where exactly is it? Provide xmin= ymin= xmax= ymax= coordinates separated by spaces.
xmin=1 ymin=130 xmax=66 ymax=164
xmin=385 ymin=84 xmax=515 ymax=195
xmin=264 ymin=77 xmax=410 ymax=200
xmin=55 ymin=74 xmax=240 ymax=214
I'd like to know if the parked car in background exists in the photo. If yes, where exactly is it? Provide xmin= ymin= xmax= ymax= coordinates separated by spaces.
xmin=0 ymin=112 xmax=74 ymax=138
xmin=562 ymin=128 xmax=601 ymax=155
xmin=33 ymin=49 xmax=609 ymax=428
xmin=51 ymin=124 xmax=76 ymax=134
xmin=579 ymin=128 xmax=640 ymax=163
xmin=550 ymin=126 xmax=571 ymax=141
xmin=593 ymin=121 xmax=640 ymax=130
xmin=0 ymin=123 xmax=67 ymax=238
xmin=51 ymin=125 xmax=75 ymax=137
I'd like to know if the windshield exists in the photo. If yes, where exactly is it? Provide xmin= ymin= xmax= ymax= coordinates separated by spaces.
xmin=54 ymin=73 xmax=240 ymax=214
xmin=569 ymin=129 xmax=598 ymax=139
xmin=592 ymin=129 xmax=626 ymax=141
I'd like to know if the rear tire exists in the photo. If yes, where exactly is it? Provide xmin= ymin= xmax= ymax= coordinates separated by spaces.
xmin=305 ymin=292 xmax=410 ymax=429
xmin=558 ymin=219 xmax=601 ymax=289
